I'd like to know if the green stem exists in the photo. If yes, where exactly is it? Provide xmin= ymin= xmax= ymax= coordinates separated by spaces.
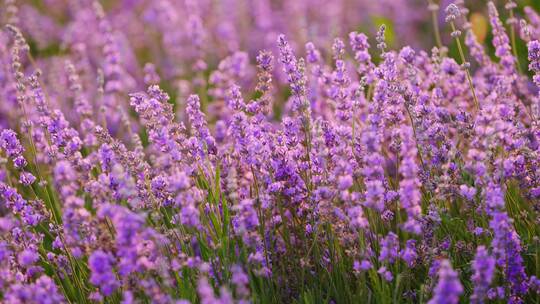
xmin=450 ymin=22 xmax=480 ymax=112
xmin=508 ymin=8 xmax=523 ymax=74
xmin=428 ymin=0 xmax=444 ymax=50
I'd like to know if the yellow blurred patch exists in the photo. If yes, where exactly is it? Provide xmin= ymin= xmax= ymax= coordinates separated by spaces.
xmin=470 ymin=13 xmax=488 ymax=43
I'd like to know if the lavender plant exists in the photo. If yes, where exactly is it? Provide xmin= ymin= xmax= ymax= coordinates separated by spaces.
xmin=0 ymin=0 xmax=540 ymax=303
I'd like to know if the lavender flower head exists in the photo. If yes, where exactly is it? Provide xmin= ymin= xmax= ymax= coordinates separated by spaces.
xmin=89 ymin=250 xmax=120 ymax=296
xmin=470 ymin=246 xmax=495 ymax=304
xmin=277 ymin=34 xmax=308 ymax=113
xmin=428 ymin=259 xmax=463 ymax=304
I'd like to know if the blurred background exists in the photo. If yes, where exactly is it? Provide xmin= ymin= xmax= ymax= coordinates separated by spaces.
xmin=2 ymin=0 xmax=539 ymax=121
xmin=2 ymin=0 xmax=539 ymax=128
xmin=7 ymin=1 xmax=540 ymax=67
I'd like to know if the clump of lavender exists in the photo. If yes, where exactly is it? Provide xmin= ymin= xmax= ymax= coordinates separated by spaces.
xmin=0 ymin=1 xmax=538 ymax=303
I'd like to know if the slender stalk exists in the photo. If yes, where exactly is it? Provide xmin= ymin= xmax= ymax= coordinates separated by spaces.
xmin=507 ymin=4 xmax=523 ymax=74
xmin=450 ymin=22 xmax=480 ymax=112
xmin=428 ymin=0 xmax=444 ymax=50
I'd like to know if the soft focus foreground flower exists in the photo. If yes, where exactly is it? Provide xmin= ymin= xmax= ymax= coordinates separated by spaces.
xmin=428 ymin=259 xmax=463 ymax=304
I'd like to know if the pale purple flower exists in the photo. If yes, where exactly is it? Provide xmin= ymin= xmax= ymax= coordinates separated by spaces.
xmin=378 ymin=266 xmax=393 ymax=282
xmin=379 ymin=232 xmax=399 ymax=263
xmin=428 ymin=259 xmax=463 ymax=304
xmin=488 ymin=2 xmax=516 ymax=73
xmin=89 ymin=250 xmax=120 ymax=296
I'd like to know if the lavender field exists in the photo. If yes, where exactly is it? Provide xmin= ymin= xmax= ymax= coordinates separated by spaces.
xmin=1 ymin=0 xmax=540 ymax=303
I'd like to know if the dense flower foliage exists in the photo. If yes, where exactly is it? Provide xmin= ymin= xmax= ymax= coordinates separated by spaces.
xmin=0 ymin=0 xmax=540 ymax=303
